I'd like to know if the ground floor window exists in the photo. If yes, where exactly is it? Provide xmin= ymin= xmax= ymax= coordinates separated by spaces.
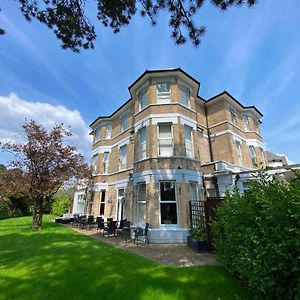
xmin=99 ymin=190 xmax=105 ymax=216
xmin=77 ymin=194 xmax=85 ymax=213
xmin=188 ymin=182 xmax=199 ymax=201
xmin=137 ymin=183 xmax=146 ymax=224
xmin=117 ymin=188 xmax=125 ymax=221
xmin=160 ymin=181 xmax=177 ymax=225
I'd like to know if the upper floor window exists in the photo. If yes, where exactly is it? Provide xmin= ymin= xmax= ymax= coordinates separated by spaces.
xmin=139 ymin=90 xmax=148 ymax=110
xmin=103 ymin=152 xmax=109 ymax=174
xmin=184 ymin=125 xmax=193 ymax=158
xmin=119 ymin=145 xmax=127 ymax=170
xmin=158 ymin=123 xmax=173 ymax=156
xmin=253 ymin=118 xmax=261 ymax=134
xmin=106 ymin=123 xmax=112 ymax=139
xmin=157 ymin=83 xmax=171 ymax=104
xmin=242 ymin=115 xmax=249 ymax=131
xmin=235 ymin=141 xmax=242 ymax=165
xmin=94 ymin=126 xmax=101 ymax=142
xmin=249 ymin=145 xmax=257 ymax=167
xmin=138 ymin=126 xmax=147 ymax=160
xmin=121 ymin=114 xmax=129 ymax=132
xmin=230 ymin=109 xmax=237 ymax=125
xmin=180 ymin=87 xmax=190 ymax=107
xmin=91 ymin=154 xmax=98 ymax=174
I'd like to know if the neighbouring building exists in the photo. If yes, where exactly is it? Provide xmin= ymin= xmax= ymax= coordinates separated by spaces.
xmin=265 ymin=151 xmax=288 ymax=168
xmin=73 ymin=68 xmax=267 ymax=243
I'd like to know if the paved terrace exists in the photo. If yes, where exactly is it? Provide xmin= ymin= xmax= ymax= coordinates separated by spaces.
xmin=69 ymin=225 xmax=218 ymax=267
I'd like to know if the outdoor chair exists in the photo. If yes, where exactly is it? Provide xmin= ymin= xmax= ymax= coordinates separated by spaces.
xmin=134 ymin=223 xmax=150 ymax=245
xmin=116 ymin=219 xmax=127 ymax=237
xmin=86 ymin=215 xmax=94 ymax=230
xmin=72 ymin=214 xmax=79 ymax=228
xmin=103 ymin=220 xmax=117 ymax=237
xmin=95 ymin=217 xmax=104 ymax=232
xmin=120 ymin=220 xmax=132 ymax=242
xmin=79 ymin=215 xmax=87 ymax=229
xmin=106 ymin=217 xmax=113 ymax=222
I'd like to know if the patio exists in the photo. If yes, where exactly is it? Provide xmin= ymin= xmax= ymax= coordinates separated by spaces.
xmin=69 ymin=225 xmax=217 ymax=267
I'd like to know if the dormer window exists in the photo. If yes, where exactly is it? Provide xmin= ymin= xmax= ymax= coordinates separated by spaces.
xmin=180 ymin=87 xmax=190 ymax=107
xmin=157 ymin=83 xmax=171 ymax=104
xmin=139 ymin=89 xmax=148 ymax=110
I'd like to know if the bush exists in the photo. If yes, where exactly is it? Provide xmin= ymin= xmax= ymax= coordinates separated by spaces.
xmin=189 ymin=217 xmax=208 ymax=241
xmin=212 ymin=171 xmax=300 ymax=299
xmin=0 ymin=200 xmax=12 ymax=220
xmin=51 ymin=196 xmax=70 ymax=216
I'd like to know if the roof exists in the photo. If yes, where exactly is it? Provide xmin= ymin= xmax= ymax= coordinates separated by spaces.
xmin=206 ymin=91 xmax=263 ymax=117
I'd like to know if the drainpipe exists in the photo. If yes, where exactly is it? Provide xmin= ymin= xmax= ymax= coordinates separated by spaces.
xmin=204 ymin=102 xmax=214 ymax=162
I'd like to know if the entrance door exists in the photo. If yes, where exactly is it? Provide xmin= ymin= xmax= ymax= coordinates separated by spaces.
xmin=117 ymin=188 xmax=125 ymax=221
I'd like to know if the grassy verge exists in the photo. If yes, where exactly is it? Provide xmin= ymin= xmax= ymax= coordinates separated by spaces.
xmin=0 ymin=216 xmax=249 ymax=300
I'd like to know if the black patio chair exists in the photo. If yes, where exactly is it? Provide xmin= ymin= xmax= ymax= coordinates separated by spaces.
xmin=134 ymin=223 xmax=150 ymax=245
xmin=79 ymin=215 xmax=87 ymax=229
xmin=86 ymin=215 xmax=94 ymax=230
xmin=116 ymin=219 xmax=127 ymax=237
xmin=95 ymin=217 xmax=104 ymax=232
xmin=72 ymin=214 xmax=79 ymax=228
xmin=120 ymin=220 xmax=131 ymax=242
xmin=103 ymin=220 xmax=117 ymax=237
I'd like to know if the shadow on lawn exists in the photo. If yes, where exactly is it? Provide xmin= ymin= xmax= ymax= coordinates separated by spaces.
xmin=0 ymin=220 xmax=248 ymax=300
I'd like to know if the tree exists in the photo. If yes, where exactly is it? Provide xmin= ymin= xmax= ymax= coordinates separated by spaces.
xmin=1 ymin=0 xmax=258 ymax=52
xmin=0 ymin=120 xmax=91 ymax=229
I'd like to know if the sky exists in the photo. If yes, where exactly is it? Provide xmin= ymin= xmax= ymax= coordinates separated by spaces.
xmin=0 ymin=0 xmax=299 ymax=164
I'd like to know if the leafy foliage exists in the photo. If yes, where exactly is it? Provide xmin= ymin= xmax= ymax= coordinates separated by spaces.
xmin=1 ymin=0 xmax=257 ymax=52
xmin=212 ymin=171 xmax=300 ymax=299
xmin=51 ymin=195 xmax=70 ymax=216
xmin=0 ymin=120 xmax=91 ymax=229
xmin=189 ymin=216 xmax=208 ymax=241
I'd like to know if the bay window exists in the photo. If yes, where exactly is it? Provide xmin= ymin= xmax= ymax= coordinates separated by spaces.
xmin=160 ymin=181 xmax=177 ymax=225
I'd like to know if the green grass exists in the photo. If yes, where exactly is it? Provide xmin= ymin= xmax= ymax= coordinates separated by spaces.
xmin=0 ymin=217 xmax=249 ymax=300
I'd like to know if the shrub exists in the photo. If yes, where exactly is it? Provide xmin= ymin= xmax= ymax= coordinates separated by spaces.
xmin=0 ymin=200 xmax=12 ymax=220
xmin=189 ymin=217 xmax=208 ymax=241
xmin=212 ymin=171 xmax=300 ymax=299
xmin=51 ymin=196 xmax=70 ymax=216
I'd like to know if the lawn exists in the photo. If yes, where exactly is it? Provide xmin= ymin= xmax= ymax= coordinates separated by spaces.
xmin=0 ymin=217 xmax=249 ymax=300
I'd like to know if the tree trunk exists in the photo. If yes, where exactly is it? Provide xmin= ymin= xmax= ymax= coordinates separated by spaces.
xmin=32 ymin=199 xmax=43 ymax=230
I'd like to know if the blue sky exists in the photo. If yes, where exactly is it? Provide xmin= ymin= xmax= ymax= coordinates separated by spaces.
xmin=0 ymin=0 xmax=299 ymax=164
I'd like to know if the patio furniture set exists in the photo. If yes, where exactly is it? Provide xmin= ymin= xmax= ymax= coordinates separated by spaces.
xmin=72 ymin=214 xmax=150 ymax=245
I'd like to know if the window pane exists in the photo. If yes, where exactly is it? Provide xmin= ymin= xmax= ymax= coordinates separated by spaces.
xmin=91 ymin=154 xmax=98 ymax=173
xmin=140 ymin=91 xmax=147 ymax=110
xmin=157 ymin=83 xmax=171 ymax=103
xmin=137 ymin=202 xmax=146 ymax=224
xmin=181 ymin=88 xmax=189 ymax=106
xmin=157 ymin=83 xmax=170 ymax=93
xmin=189 ymin=182 xmax=198 ymax=201
xmin=159 ymin=124 xmax=172 ymax=138
xmin=95 ymin=126 xmax=101 ymax=142
xmin=160 ymin=182 xmax=176 ymax=201
xmin=137 ymin=183 xmax=146 ymax=202
xmin=185 ymin=125 xmax=193 ymax=158
xmin=242 ymin=116 xmax=249 ymax=131
xmin=160 ymin=203 xmax=177 ymax=224
xmin=231 ymin=111 xmax=237 ymax=125
xmin=158 ymin=139 xmax=173 ymax=156
xmin=121 ymin=116 xmax=128 ymax=131
xmin=120 ymin=145 xmax=127 ymax=169
xmin=118 ymin=189 xmax=125 ymax=197
xmin=106 ymin=123 xmax=112 ymax=138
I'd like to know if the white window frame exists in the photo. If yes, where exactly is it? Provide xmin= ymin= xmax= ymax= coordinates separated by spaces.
xmin=180 ymin=86 xmax=190 ymax=107
xmin=242 ymin=115 xmax=250 ymax=131
xmin=119 ymin=144 xmax=127 ymax=170
xmin=235 ymin=141 xmax=243 ymax=165
xmin=103 ymin=152 xmax=110 ymax=174
xmin=159 ymin=181 xmax=178 ymax=226
xmin=139 ymin=89 xmax=148 ymax=110
xmin=188 ymin=182 xmax=199 ymax=202
xmin=106 ymin=123 xmax=112 ymax=139
xmin=184 ymin=125 xmax=194 ymax=158
xmin=138 ymin=126 xmax=147 ymax=160
xmin=158 ymin=123 xmax=173 ymax=157
xmin=136 ymin=182 xmax=147 ymax=225
xmin=99 ymin=190 xmax=106 ymax=216
xmin=116 ymin=188 xmax=125 ymax=221
xmin=156 ymin=83 xmax=171 ymax=104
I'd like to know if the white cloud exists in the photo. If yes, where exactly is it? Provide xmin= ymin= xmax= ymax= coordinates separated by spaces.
xmin=0 ymin=93 xmax=92 ymax=162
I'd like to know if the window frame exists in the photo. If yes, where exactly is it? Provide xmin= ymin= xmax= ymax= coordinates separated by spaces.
xmin=235 ymin=140 xmax=243 ymax=165
xmin=242 ymin=115 xmax=250 ymax=131
xmin=159 ymin=181 xmax=178 ymax=226
xmin=94 ymin=126 xmax=101 ymax=143
xmin=156 ymin=83 xmax=171 ymax=104
xmin=103 ymin=152 xmax=110 ymax=174
xmin=106 ymin=123 xmax=112 ymax=139
xmin=91 ymin=154 xmax=98 ymax=174
xmin=249 ymin=145 xmax=257 ymax=167
xmin=180 ymin=86 xmax=190 ymax=107
xmin=158 ymin=123 xmax=174 ymax=157
xmin=121 ymin=114 xmax=129 ymax=132
xmin=119 ymin=144 xmax=127 ymax=170
xmin=137 ymin=126 xmax=147 ymax=161
xmin=230 ymin=109 xmax=238 ymax=125
xmin=136 ymin=182 xmax=147 ymax=225
xmin=139 ymin=89 xmax=148 ymax=110
xmin=184 ymin=125 xmax=194 ymax=158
